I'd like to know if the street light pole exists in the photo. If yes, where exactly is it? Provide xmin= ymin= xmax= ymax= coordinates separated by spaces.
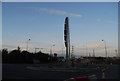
xmin=102 ymin=40 xmax=108 ymax=58
xmin=49 ymin=44 xmax=55 ymax=63
xmin=26 ymin=39 xmax=31 ymax=51
xmin=50 ymin=44 xmax=55 ymax=55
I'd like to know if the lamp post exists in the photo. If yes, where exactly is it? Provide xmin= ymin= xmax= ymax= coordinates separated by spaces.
xmin=102 ymin=40 xmax=108 ymax=57
xmin=49 ymin=44 xmax=55 ymax=63
xmin=26 ymin=39 xmax=31 ymax=51
xmin=50 ymin=44 xmax=55 ymax=55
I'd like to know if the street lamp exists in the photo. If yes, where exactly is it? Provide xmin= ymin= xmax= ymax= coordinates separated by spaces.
xmin=26 ymin=39 xmax=31 ymax=51
xmin=50 ymin=44 xmax=55 ymax=55
xmin=49 ymin=44 xmax=55 ymax=63
xmin=102 ymin=40 xmax=108 ymax=57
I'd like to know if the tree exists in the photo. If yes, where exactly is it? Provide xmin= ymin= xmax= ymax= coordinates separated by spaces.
xmin=2 ymin=48 xmax=9 ymax=63
xmin=17 ymin=46 xmax=21 ymax=51
xmin=2 ymin=48 xmax=8 ymax=55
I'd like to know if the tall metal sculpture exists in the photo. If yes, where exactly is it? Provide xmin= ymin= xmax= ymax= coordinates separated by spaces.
xmin=64 ymin=17 xmax=70 ymax=64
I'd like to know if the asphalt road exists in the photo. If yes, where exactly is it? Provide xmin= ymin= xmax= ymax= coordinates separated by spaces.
xmin=2 ymin=64 xmax=120 ymax=81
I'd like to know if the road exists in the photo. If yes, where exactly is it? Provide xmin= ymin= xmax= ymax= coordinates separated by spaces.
xmin=2 ymin=64 xmax=120 ymax=81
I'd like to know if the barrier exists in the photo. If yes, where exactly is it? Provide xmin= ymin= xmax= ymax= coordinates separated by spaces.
xmin=64 ymin=75 xmax=97 ymax=81
xmin=75 ymin=76 xmax=89 ymax=81
xmin=64 ymin=68 xmax=107 ymax=81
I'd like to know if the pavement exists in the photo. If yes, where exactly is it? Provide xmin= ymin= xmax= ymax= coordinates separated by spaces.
xmin=2 ymin=64 xmax=120 ymax=81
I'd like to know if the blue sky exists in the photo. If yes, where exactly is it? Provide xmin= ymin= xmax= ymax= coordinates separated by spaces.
xmin=2 ymin=2 xmax=118 ymax=57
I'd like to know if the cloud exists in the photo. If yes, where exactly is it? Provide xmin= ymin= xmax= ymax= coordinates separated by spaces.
xmin=32 ymin=7 xmax=81 ymax=17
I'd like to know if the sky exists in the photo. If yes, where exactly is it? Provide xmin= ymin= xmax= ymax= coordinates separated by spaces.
xmin=2 ymin=2 xmax=118 ymax=57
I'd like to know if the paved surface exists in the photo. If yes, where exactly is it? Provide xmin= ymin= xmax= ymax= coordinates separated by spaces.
xmin=2 ymin=64 xmax=120 ymax=81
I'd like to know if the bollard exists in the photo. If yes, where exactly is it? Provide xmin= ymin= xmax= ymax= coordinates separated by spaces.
xmin=101 ymin=68 xmax=107 ymax=81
